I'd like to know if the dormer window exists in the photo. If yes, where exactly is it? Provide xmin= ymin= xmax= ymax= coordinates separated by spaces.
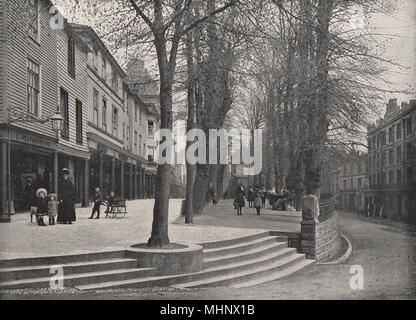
xmin=68 ymin=36 xmax=76 ymax=78
xmin=28 ymin=0 xmax=39 ymax=40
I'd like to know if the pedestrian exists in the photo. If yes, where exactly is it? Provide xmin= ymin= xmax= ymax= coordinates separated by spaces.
xmin=254 ymin=190 xmax=262 ymax=215
xmin=57 ymin=168 xmax=76 ymax=224
xmin=247 ymin=186 xmax=254 ymax=208
xmin=48 ymin=193 xmax=58 ymax=225
xmin=35 ymin=188 xmax=48 ymax=226
xmin=260 ymin=189 xmax=266 ymax=208
xmin=24 ymin=177 xmax=37 ymax=211
xmin=235 ymin=183 xmax=245 ymax=215
xmin=89 ymin=186 xmax=103 ymax=219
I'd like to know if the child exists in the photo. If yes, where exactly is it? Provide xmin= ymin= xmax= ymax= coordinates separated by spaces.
xmin=254 ymin=190 xmax=262 ymax=215
xmin=105 ymin=190 xmax=116 ymax=214
xmin=89 ymin=186 xmax=102 ymax=219
xmin=48 ymin=193 xmax=58 ymax=225
xmin=35 ymin=188 xmax=48 ymax=226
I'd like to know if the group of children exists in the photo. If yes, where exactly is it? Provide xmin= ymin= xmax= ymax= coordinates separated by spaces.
xmin=31 ymin=188 xmax=58 ymax=226
xmin=89 ymin=187 xmax=115 ymax=219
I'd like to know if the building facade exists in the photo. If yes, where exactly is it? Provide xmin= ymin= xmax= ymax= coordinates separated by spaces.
xmin=366 ymin=99 xmax=416 ymax=220
xmin=0 ymin=2 xmax=160 ymax=220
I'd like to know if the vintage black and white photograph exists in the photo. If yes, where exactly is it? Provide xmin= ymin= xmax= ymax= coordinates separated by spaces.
xmin=0 ymin=0 xmax=415 ymax=304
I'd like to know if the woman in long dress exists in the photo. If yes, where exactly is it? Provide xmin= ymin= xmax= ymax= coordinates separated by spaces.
xmin=57 ymin=168 xmax=76 ymax=224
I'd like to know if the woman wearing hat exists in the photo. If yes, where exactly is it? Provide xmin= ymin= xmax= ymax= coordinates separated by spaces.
xmin=57 ymin=168 xmax=76 ymax=224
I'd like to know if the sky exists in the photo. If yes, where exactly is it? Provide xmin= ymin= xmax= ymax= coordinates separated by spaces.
xmin=53 ymin=0 xmax=416 ymax=112
xmin=369 ymin=0 xmax=416 ymax=104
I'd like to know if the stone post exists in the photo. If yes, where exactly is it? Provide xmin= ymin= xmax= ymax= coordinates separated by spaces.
xmin=300 ymin=194 xmax=320 ymax=259
xmin=82 ymin=158 xmax=89 ymax=207
xmin=0 ymin=140 xmax=10 ymax=222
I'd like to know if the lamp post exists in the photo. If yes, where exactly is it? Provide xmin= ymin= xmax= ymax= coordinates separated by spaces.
xmin=2 ymin=108 xmax=64 ymax=223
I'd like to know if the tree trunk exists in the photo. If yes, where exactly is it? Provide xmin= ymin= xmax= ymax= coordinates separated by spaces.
xmin=193 ymin=164 xmax=210 ymax=214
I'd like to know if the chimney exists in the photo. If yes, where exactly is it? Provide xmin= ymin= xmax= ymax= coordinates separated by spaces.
xmin=387 ymin=98 xmax=398 ymax=107
xmin=410 ymin=99 xmax=416 ymax=107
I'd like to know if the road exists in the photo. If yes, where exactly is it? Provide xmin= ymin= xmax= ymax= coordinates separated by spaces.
xmin=2 ymin=210 xmax=415 ymax=300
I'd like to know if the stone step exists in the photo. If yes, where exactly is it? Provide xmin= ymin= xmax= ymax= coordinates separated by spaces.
xmin=203 ymin=242 xmax=288 ymax=269
xmin=0 ymin=267 xmax=156 ymax=290
xmin=203 ymin=236 xmax=283 ymax=259
xmin=76 ymin=247 xmax=298 ymax=290
xmin=0 ymin=258 xmax=138 ymax=282
xmin=173 ymin=254 xmax=308 ymax=289
xmin=199 ymin=231 xmax=272 ymax=249
xmin=231 ymin=259 xmax=315 ymax=288
xmin=0 ymin=250 xmax=126 ymax=269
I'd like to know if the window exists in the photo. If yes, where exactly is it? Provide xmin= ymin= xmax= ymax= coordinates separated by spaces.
xmin=388 ymin=127 xmax=393 ymax=143
xmin=397 ymin=123 xmax=402 ymax=139
xmin=93 ymin=89 xmax=99 ymax=126
xmin=407 ymin=167 xmax=413 ymax=182
xmin=112 ymin=70 xmax=117 ymax=90
xmin=406 ymin=142 xmax=412 ymax=161
xmin=351 ymin=179 xmax=353 ymax=189
xmin=397 ymin=146 xmax=402 ymax=163
xmin=358 ymin=162 xmax=362 ymax=174
xmin=139 ymin=135 xmax=142 ymax=154
xmin=397 ymin=169 xmax=402 ymax=183
xmin=389 ymin=149 xmax=393 ymax=166
xmin=28 ymin=0 xmax=39 ymax=40
xmin=135 ymin=103 xmax=138 ymax=122
xmin=148 ymin=121 xmax=154 ymax=138
xmin=148 ymin=147 xmax=154 ymax=162
xmin=112 ymin=106 xmax=118 ymax=137
xmin=406 ymin=118 xmax=412 ymax=136
xmin=93 ymin=50 xmax=99 ymax=72
xmin=389 ymin=171 xmax=393 ymax=185
xmin=75 ymin=100 xmax=83 ymax=144
xmin=139 ymin=105 xmax=142 ymax=123
xmin=68 ymin=37 xmax=75 ymax=77
xmin=102 ymin=98 xmax=107 ymax=131
xmin=358 ymin=178 xmax=362 ymax=188
xmin=134 ymin=131 xmax=138 ymax=154
xmin=27 ymin=59 xmax=40 ymax=116
xmin=123 ymin=122 xmax=126 ymax=141
xmin=60 ymin=88 xmax=69 ymax=138
xmin=102 ymin=58 xmax=107 ymax=81
xmin=381 ymin=151 xmax=386 ymax=168
xmin=343 ymin=180 xmax=346 ymax=190
xmin=143 ymin=143 xmax=146 ymax=157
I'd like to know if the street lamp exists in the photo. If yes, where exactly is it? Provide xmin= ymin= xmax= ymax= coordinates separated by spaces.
xmin=3 ymin=108 xmax=64 ymax=222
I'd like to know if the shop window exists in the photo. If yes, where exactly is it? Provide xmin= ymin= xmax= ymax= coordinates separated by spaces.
xmin=68 ymin=36 xmax=76 ymax=78
xmin=28 ymin=0 xmax=39 ymax=40
xmin=76 ymin=99 xmax=83 ymax=145
xmin=60 ymin=88 xmax=69 ymax=139
xmin=27 ymin=59 xmax=40 ymax=116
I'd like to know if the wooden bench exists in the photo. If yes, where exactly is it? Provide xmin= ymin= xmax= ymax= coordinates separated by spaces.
xmin=104 ymin=199 xmax=127 ymax=218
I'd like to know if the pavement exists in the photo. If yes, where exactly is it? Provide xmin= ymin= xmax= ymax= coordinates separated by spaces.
xmin=0 ymin=199 xmax=298 ymax=259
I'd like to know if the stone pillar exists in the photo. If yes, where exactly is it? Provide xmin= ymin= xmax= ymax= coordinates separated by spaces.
xmin=0 ymin=140 xmax=10 ymax=222
xmin=53 ymin=151 xmax=59 ymax=196
xmin=138 ymin=166 xmax=142 ymax=199
xmin=134 ymin=165 xmax=138 ymax=199
xmin=300 ymin=194 xmax=320 ymax=259
xmin=98 ymin=153 xmax=104 ymax=189
xmin=120 ymin=160 xmax=125 ymax=199
xmin=129 ymin=163 xmax=133 ymax=200
xmin=111 ymin=157 xmax=116 ymax=192
xmin=82 ymin=158 xmax=89 ymax=207
xmin=143 ymin=172 xmax=147 ymax=199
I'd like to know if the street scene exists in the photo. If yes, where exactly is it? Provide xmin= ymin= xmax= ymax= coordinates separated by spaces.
xmin=0 ymin=0 xmax=415 ymax=302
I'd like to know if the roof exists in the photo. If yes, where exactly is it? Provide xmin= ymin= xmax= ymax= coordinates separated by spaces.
xmin=69 ymin=23 xmax=126 ymax=78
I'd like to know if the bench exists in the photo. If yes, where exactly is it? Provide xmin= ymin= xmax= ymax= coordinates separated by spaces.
xmin=104 ymin=199 xmax=127 ymax=218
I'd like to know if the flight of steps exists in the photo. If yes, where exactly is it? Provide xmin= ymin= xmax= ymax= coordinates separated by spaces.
xmin=0 ymin=232 xmax=314 ymax=290
xmin=0 ymin=250 xmax=156 ymax=290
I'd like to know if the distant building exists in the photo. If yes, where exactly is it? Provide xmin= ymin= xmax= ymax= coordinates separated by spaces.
xmin=366 ymin=98 xmax=416 ymax=219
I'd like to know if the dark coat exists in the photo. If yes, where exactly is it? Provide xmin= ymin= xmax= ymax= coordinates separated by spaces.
xmin=24 ymin=183 xmax=37 ymax=208
xmin=58 ymin=179 xmax=76 ymax=222
xmin=36 ymin=198 xmax=49 ymax=215
xmin=93 ymin=190 xmax=103 ymax=204
xmin=235 ymin=186 xmax=245 ymax=207
xmin=247 ymin=188 xmax=254 ymax=202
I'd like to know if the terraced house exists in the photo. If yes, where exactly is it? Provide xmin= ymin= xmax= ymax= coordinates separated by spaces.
xmin=70 ymin=24 xmax=157 ymax=200
xmin=367 ymin=99 xmax=416 ymax=220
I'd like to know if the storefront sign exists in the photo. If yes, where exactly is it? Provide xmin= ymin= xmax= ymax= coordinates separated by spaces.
xmin=10 ymin=131 xmax=56 ymax=150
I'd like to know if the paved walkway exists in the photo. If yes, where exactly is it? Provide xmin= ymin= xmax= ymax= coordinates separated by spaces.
xmin=0 ymin=199 xmax=299 ymax=259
